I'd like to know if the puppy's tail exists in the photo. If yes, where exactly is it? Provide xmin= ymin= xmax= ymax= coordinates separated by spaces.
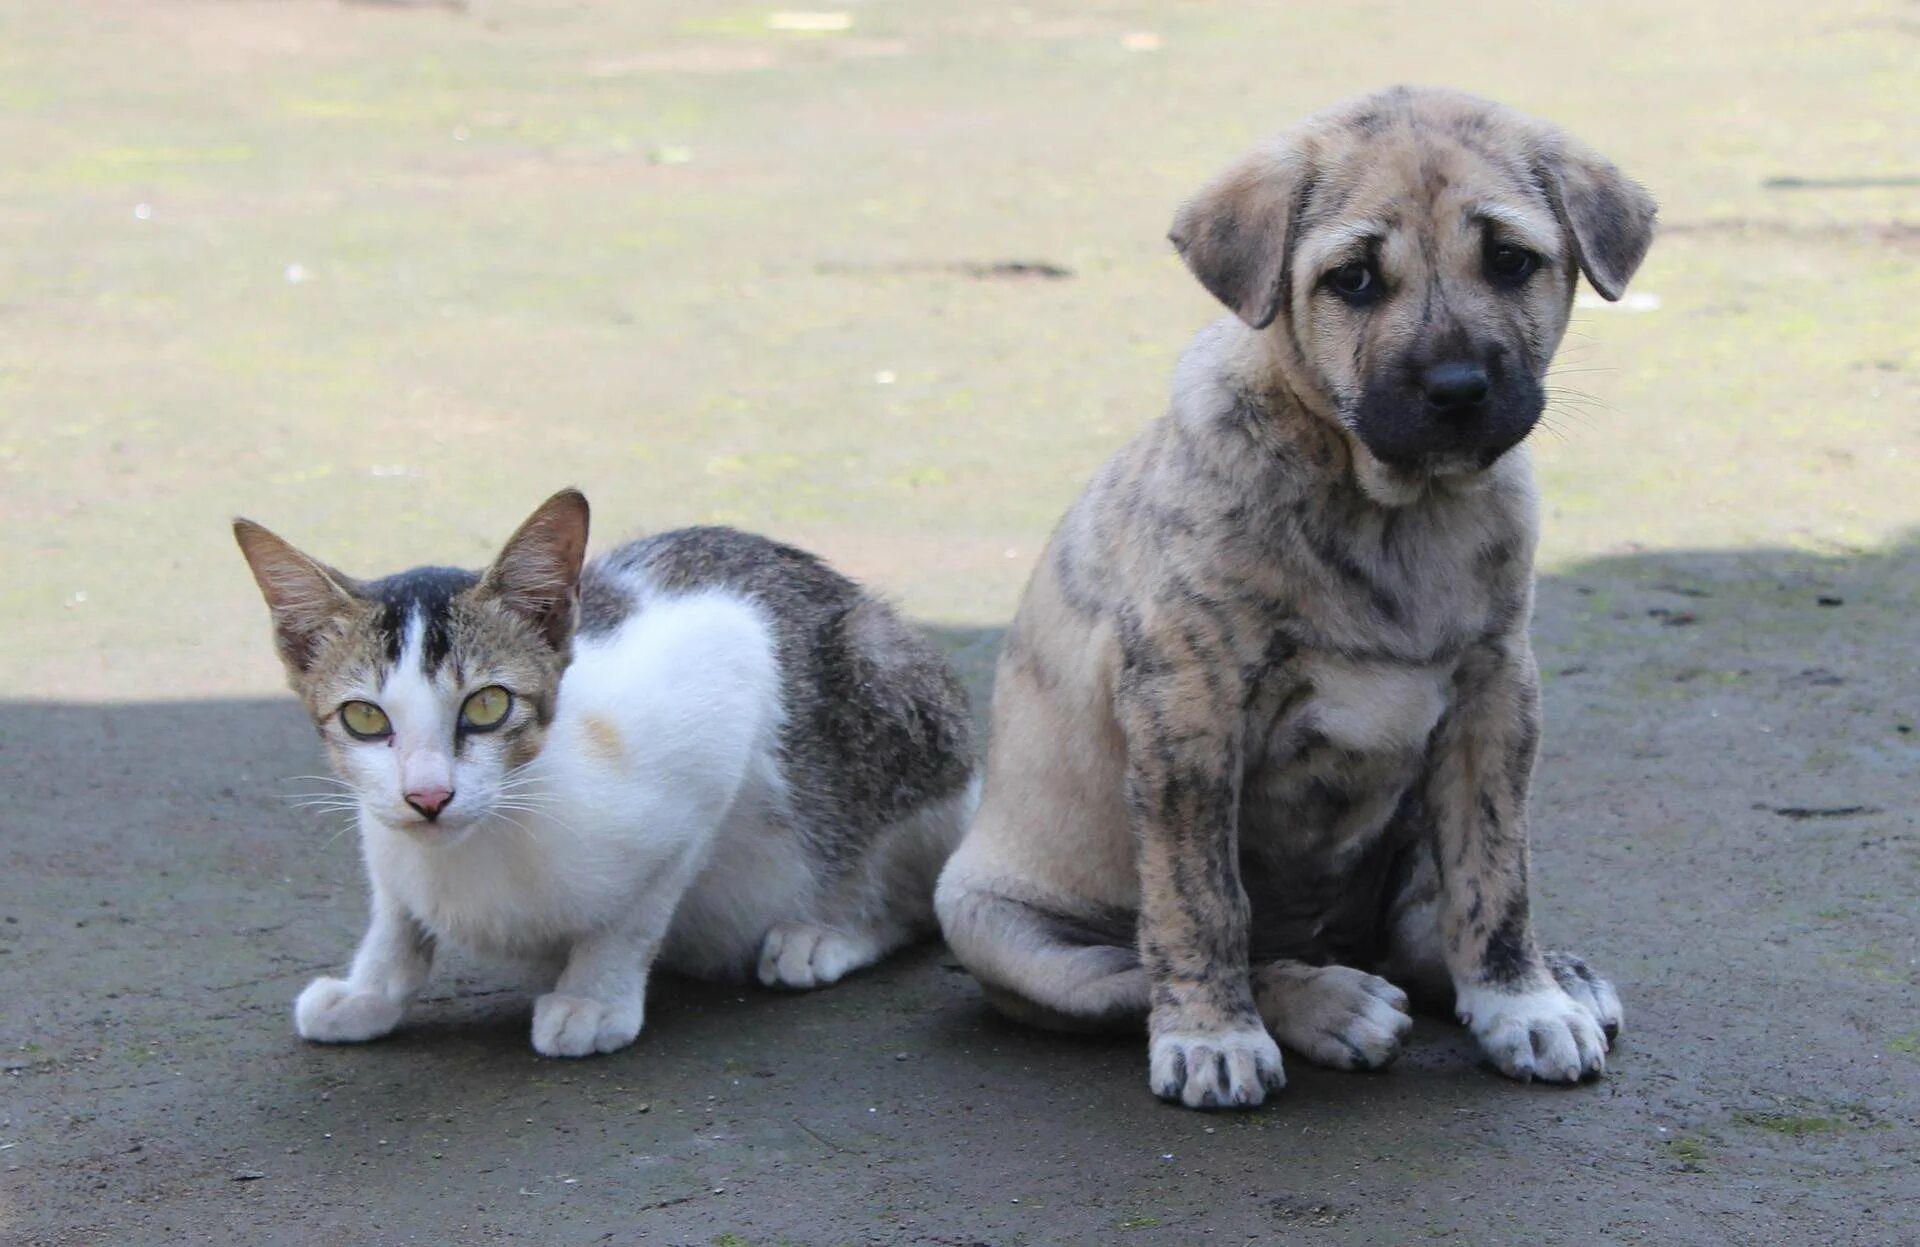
xmin=935 ymin=878 xmax=1148 ymax=1034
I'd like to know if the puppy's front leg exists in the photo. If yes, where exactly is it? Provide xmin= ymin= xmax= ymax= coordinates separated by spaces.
xmin=1117 ymin=651 xmax=1284 ymax=1109
xmin=1428 ymin=639 xmax=1609 ymax=1083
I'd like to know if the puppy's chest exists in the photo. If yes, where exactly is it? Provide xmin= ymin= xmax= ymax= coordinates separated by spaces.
xmin=1268 ymin=654 xmax=1452 ymax=752
xmin=1237 ymin=654 xmax=1454 ymax=850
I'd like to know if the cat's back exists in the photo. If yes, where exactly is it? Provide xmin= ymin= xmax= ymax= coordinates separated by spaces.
xmin=581 ymin=525 xmax=977 ymax=847
xmin=588 ymin=525 xmax=863 ymax=630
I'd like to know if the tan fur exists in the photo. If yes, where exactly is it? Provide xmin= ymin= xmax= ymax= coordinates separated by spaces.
xmin=581 ymin=716 xmax=625 ymax=767
xmin=937 ymin=88 xmax=1651 ymax=1108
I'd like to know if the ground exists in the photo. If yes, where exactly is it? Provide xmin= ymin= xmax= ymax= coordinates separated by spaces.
xmin=1 ymin=1 xmax=1916 ymax=1244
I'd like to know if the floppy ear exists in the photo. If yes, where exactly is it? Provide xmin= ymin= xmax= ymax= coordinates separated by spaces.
xmin=478 ymin=489 xmax=590 ymax=651
xmin=233 ymin=520 xmax=364 ymax=675
xmin=1169 ymin=143 xmax=1315 ymax=330
xmin=1534 ymin=134 xmax=1657 ymax=302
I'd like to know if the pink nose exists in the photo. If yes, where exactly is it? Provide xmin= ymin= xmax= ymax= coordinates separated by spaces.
xmin=405 ymin=788 xmax=454 ymax=820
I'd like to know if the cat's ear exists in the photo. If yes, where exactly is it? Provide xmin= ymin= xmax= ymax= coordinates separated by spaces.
xmin=233 ymin=520 xmax=365 ymax=674
xmin=479 ymin=489 xmax=590 ymax=650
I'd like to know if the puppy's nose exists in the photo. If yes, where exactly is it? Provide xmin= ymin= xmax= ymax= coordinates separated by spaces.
xmin=405 ymin=787 xmax=454 ymax=820
xmin=1422 ymin=362 xmax=1490 ymax=416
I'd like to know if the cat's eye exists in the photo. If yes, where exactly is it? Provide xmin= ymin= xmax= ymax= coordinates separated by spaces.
xmin=339 ymin=701 xmax=391 ymax=740
xmin=460 ymin=685 xmax=513 ymax=732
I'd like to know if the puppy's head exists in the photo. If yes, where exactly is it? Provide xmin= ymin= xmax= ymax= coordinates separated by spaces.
xmin=1171 ymin=87 xmax=1656 ymax=484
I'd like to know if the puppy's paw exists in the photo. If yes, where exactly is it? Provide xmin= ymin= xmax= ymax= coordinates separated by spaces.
xmin=1456 ymin=982 xmax=1608 ymax=1084
xmin=531 ymin=993 xmax=642 ymax=1058
xmin=756 ymin=923 xmax=879 ymax=990
xmin=1148 ymin=1022 xmax=1285 ymax=1110
xmin=294 ymin=976 xmax=402 ymax=1044
xmin=1254 ymin=963 xmax=1412 ymax=1072
xmin=1544 ymin=950 xmax=1624 ymax=1042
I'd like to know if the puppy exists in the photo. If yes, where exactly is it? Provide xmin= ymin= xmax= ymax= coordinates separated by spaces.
xmin=936 ymin=86 xmax=1655 ymax=1109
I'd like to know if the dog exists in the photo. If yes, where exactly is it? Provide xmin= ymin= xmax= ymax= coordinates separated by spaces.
xmin=935 ymin=86 xmax=1656 ymax=1109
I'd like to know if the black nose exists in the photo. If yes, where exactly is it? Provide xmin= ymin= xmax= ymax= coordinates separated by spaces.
xmin=1422 ymin=362 xmax=1489 ymax=416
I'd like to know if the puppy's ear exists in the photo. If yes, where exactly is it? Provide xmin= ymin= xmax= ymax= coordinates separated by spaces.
xmin=233 ymin=520 xmax=364 ymax=675
xmin=1533 ymin=134 xmax=1657 ymax=302
xmin=1169 ymin=144 xmax=1314 ymax=330
xmin=478 ymin=488 xmax=590 ymax=651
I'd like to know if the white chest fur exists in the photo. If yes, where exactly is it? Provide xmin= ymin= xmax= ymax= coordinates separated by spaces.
xmin=1296 ymin=654 xmax=1451 ymax=756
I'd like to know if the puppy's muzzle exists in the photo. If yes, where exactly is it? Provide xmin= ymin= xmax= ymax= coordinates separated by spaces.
xmin=1421 ymin=361 xmax=1490 ymax=417
xmin=1354 ymin=353 xmax=1543 ymax=470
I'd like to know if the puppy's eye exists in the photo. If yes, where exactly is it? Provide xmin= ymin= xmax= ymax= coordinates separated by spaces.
xmin=339 ymin=701 xmax=391 ymax=740
xmin=460 ymin=685 xmax=513 ymax=732
xmin=1324 ymin=260 xmax=1381 ymax=305
xmin=1486 ymin=242 xmax=1539 ymax=285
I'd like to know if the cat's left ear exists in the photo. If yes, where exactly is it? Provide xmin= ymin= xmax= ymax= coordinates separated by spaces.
xmin=479 ymin=489 xmax=590 ymax=650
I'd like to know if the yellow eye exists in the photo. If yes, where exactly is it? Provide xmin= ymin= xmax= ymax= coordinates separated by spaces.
xmin=339 ymin=701 xmax=391 ymax=739
xmin=460 ymin=685 xmax=513 ymax=731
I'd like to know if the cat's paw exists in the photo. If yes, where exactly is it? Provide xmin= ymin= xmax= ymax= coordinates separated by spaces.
xmin=756 ymin=923 xmax=880 ymax=990
xmin=1456 ymin=982 xmax=1609 ymax=1084
xmin=294 ymin=977 xmax=402 ymax=1044
xmin=531 ymin=992 xmax=642 ymax=1058
xmin=1147 ymin=1020 xmax=1286 ymax=1110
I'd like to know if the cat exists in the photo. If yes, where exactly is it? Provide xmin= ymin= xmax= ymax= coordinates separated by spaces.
xmin=234 ymin=489 xmax=978 ymax=1057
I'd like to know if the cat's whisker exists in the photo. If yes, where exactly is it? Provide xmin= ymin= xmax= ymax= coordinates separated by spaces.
xmin=489 ymin=810 xmax=542 ymax=843
xmin=493 ymin=780 xmax=556 ymax=798
xmin=284 ymin=774 xmax=356 ymax=788
xmin=491 ymin=793 xmax=560 ymax=810
xmin=289 ymin=799 xmax=361 ymax=813
xmin=495 ymin=804 xmax=582 ymax=837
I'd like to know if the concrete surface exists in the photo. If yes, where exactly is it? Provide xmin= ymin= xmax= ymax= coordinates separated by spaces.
xmin=1 ymin=1 xmax=1915 ymax=1244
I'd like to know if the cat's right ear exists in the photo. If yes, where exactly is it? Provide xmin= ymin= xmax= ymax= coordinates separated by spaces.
xmin=479 ymin=489 xmax=590 ymax=651
xmin=233 ymin=520 xmax=363 ymax=674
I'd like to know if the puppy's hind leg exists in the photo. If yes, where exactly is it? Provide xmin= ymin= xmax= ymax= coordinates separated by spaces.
xmin=936 ymin=878 xmax=1147 ymax=1034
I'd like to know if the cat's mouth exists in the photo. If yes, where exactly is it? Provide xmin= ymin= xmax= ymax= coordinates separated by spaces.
xmin=393 ymin=811 xmax=479 ymax=843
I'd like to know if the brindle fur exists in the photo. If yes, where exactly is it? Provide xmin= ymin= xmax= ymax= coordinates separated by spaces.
xmin=936 ymin=87 xmax=1651 ymax=1108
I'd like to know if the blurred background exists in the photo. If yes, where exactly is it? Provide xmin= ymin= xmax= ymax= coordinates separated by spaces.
xmin=3 ymin=0 xmax=1913 ymax=696
xmin=2 ymin=3 xmax=1915 ymax=1245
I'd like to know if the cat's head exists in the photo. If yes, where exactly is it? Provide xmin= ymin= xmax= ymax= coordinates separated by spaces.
xmin=235 ymin=489 xmax=590 ymax=841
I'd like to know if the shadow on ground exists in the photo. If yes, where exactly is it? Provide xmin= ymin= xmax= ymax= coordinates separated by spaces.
xmin=3 ymin=540 xmax=1916 ymax=1246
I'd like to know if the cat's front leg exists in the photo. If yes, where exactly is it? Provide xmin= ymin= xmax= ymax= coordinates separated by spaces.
xmin=532 ymin=925 xmax=659 ymax=1058
xmin=295 ymin=887 xmax=435 ymax=1044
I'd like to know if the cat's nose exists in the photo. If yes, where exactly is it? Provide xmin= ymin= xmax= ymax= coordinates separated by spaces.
xmin=405 ymin=787 xmax=454 ymax=821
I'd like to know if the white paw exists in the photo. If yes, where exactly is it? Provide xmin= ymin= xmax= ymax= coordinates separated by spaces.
xmin=294 ymin=977 xmax=403 ymax=1044
xmin=1147 ymin=1023 xmax=1286 ymax=1110
xmin=756 ymin=923 xmax=879 ymax=990
xmin=1545 ymin=951 xmax=1624 ymax=1041
xmin=1456 ymin=982 xmax=1609 ymax=1084
xmin=1256 ymin=964 xmax=1413 ymax=1072
xmin=531 ymin=993 xmax=643 ymax=1058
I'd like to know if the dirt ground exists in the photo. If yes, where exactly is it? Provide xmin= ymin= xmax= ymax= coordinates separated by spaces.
xmin=2 ymin=2 xmax=1916 ymax=1244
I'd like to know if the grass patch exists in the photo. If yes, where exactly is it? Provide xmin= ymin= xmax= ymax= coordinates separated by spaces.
xmin=1662 ymin=1135 xmax=1712 ymax=1166
xmin=1733 ymin=1111 xmax=1846 ymax=1136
